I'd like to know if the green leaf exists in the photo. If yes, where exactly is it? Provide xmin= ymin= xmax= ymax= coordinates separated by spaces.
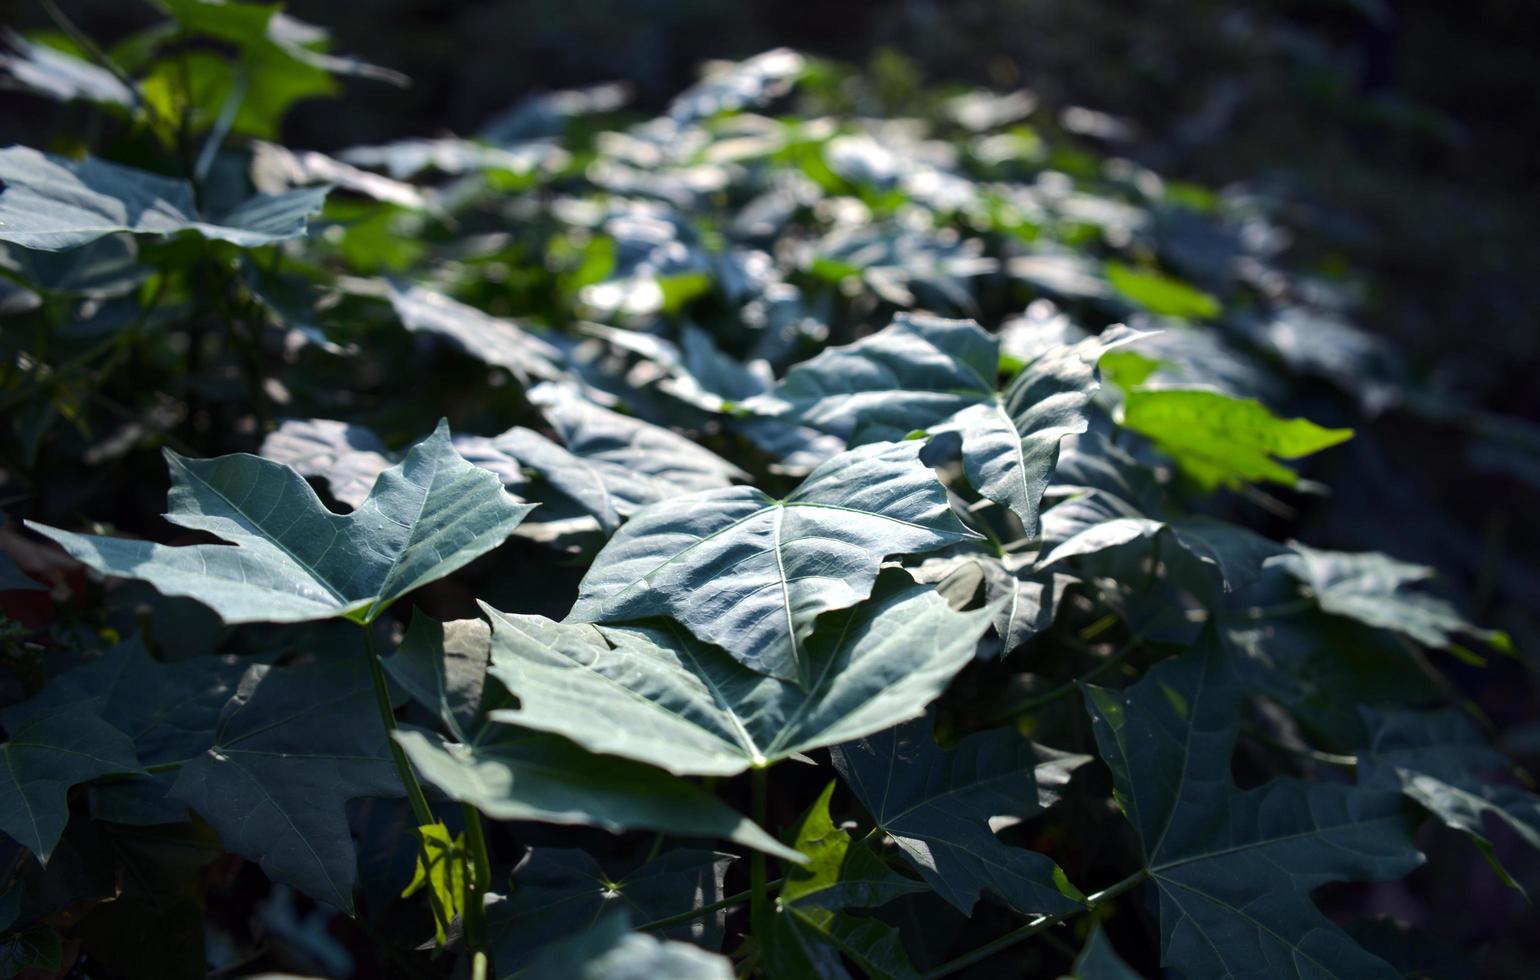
xmin=1069 ymin=926 xmax=1139 ymax=980
xmin=1119 ymin=388 xmax=1353 ymax=490
xmin=478 ymin=382 xmax=745 ymax=533
xmin=0 ymin=146 xmax=328 ymax=251
xmin=1359 ymin=707 xmax=1540 ymax=893
xmin=1037 ymin=439 xmax=1284 ymax=594
xmin=770 ymin=905 xmax=920 ymax=980
xmin=0 ymin=30 xmax=134 ymax=107
xmin=747 ymin=313 xmax=1141 ymax=534
xmin=912 ymin=553 xmax=1076 ymax=656
xmin=401 ymin=822 xmax=466 ymax=947
xmin=1104 ymin=261 xmax=1219 ymax=318
xmin=490 ymin=575 xmax=993 ymax=775
xmin=782 ymin=781 xmax=925 ymax=910
xmin=29 ymin=420 xmax=534 ymax=625
xmin=489 ymin=848 xmax=731 ymax=967
xmin=0 ymin=702 xmax=142 ymax=863
xmin=937 ymin=325 xmax=1144 ymax=536
xmin=386 ymin=283 xmax=568 ymax=385
xmin=747 ymin=313 xmax=1000 ymax=444
xmin=1082 ymin=626 xmax=1424 ymax=979
xmin=515 ymin=909 xmax=734 ymax=980
xmin=568 ymin=440 xmax=976 ymax=682
xmin=385 ymin=614 xmax=800 ymax=861
xmin=831 ymin=718 xmax=1089 ymax=917
xmin=168 ymin=653 xmax=404 ymax=912
xmin=1276 ymin=544 xmax=1509 ymax=653
xmin=397 ymin=731 xmax=800 ymax=864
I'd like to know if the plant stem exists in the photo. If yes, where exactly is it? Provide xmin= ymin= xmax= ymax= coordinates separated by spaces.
xmin=462 ymin=803 xmax=494 ymax=976
xmin=921 ymin=869 xmax=1149 ymax=979
xmin=635 ymin=878 xmax=785 ymax=933
xmin=361 ymin=624 xmax=435 ymax=827
xmin=749 ymin=766 xmax=771 ymax=944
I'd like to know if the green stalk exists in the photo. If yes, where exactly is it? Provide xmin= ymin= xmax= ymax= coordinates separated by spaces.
xmin=921 ymin=869 xmax=1149 ymax=979
xmin=636 ymin=878 xmax=785 ymax=933
xmin=360 ymin=624 xmax=434 ymax=827
xmin=749 ymin=766 xmax=771 ymax=944
xmin=463 ymin=802 xmax=494 ymax=978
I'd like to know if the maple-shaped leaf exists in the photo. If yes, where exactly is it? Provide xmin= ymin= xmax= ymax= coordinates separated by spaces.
xmin=746 ymin=313 xmax=1141 ymax=535
xmin=8 ymin=634 xmax=249 ymax=826
xmin=0 ymin=701 xmax=142 ymax=863
xmin=567 ymin=440 xmax=975 ymax=682
xmin=1082 ymin=626 xmax=1424 ymax=979
xmin=0 ymin=146 xmax=327 ymax=251
xmin=831 ymin=717 xmax=1088 ymax=917
xmin=490 ymin=575 xmax=993 ymax=774
xmin=30 ymin=420 xmax=534 ymax=625
xmin=389 ymin=616 xmax=801 ymax=862
xmin=489 ymin=848 xmax=732 ymax=968
xmin=168 ymin=654 xmax=405 ymax=912
xmin=1275 ymin=544 xmax=1509 ymax=653
xmin=1360 ymin=707 xmax=1540 ymax=893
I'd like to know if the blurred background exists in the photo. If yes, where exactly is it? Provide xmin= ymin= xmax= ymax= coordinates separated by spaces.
xmin=5 ymin=0 xmax=1537 ymax=428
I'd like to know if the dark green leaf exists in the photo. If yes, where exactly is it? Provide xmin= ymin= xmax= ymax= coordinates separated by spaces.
xmin=831 ymin=718 xmax=1088 ymax=917
xmin=1082 ymin=627 xmax=1424 ymax=979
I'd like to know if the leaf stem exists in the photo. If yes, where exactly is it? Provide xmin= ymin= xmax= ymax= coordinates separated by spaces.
xmin=635 ymin=878 xmax=785 ymax=933
xmin=921 ymin=868 xmax=1149 ymax=979
xmin=462 ymin=802 xmax=494 ymax=975
xmin=750 ymin=766 xmax=771 ymax=945
xmin=361 ymin=624 xmax=435 ymax=827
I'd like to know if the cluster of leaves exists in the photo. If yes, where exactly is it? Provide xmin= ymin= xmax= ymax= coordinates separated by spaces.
xmin=0 ymin=4 xmax=1534 ymax=978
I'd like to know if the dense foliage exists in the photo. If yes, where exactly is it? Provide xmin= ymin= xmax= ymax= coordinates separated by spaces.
xmin=0 ymin=4 xmax=1534 ymax=978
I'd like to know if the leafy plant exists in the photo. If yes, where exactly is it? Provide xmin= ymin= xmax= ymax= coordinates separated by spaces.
xmin=0 ymin=4 xmax=1534 ymax=979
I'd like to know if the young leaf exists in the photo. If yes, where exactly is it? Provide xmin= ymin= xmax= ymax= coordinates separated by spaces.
xmin=831 ymin=718 xmax=1089 ymax=917
xmin=29 ymin=420 xmax=534 ymax=625
xmin=1082 ymin=626 xmax=1424 ymax=979
xmin=401 ymin=823 xmax=467 ymax=947
xmin=1359 ymin=707 xmax=1540 ymax=893
xmin=488 ymin=577 xmax=994 ymax=775
xmin=1104 ymin=261 xmax=1219 ymax=319
xmin=0 ymin=146 xmax=328 ymax=251
xmin=168 ymin=654 xmax=405 ymax=913
xmin=1276 ymin=544 xmax=1509 ymax=653
xmin=913 ymin=553 xmax=1077 ymax=656
xmin=0 ymin=702 xmax=142 ymax=863
xmin=489 ymin=848 xmax=732 ymax=966
xmin=781 ymin=781 xmax=926 ymax=910
xmin=567 ymin=440 xmax=976 ymax=682
xmin=1118 ymin=388 xmax=1353 ymax=490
